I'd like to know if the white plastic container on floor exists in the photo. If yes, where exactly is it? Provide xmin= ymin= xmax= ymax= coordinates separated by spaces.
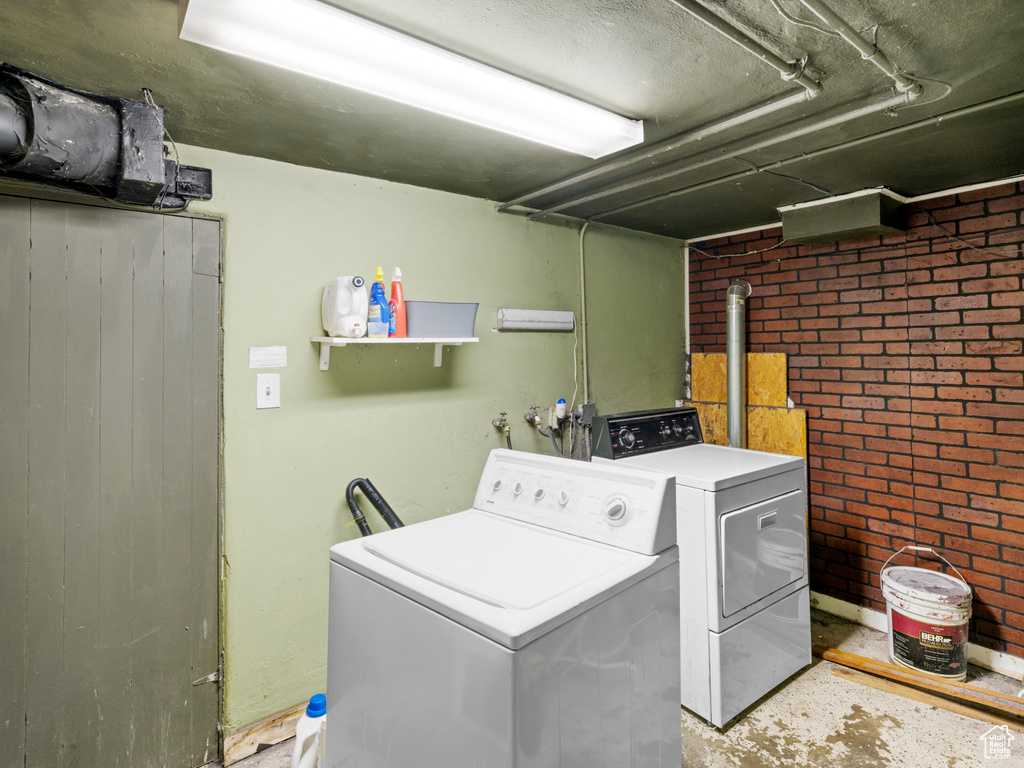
xmin=291 ymin=694 xmax=326 ymax=768
xmin=881 ymin=546 xmax=972 ymax=681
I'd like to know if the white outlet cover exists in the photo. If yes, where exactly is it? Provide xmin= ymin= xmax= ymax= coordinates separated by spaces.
xmin=256 ymin=373 xmax=281 ymax=409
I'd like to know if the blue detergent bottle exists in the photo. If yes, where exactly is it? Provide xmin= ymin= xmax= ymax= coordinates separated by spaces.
xmin=367 ymin=266 xmax=391 ymax=338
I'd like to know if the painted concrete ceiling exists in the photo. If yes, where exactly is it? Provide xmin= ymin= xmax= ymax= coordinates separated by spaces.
xmin=1 ymin=0 xmax=1022 ymax=239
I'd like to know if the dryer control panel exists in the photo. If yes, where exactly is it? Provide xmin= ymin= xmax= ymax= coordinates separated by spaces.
xmin=592 ymin=407 xmax=703 ymax=460
xmin=474 ymin=449 xmax=676 ymax=555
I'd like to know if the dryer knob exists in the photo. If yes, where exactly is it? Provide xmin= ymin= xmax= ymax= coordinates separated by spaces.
xmin=513 ymin=482 xmax=524 ymax=496
xmin=492 ymin=479 xmax=503 ymax=492
xmin=534 ymin=488 xmax=545 ymax=501
xmin=557 ymin=490 xmax=570 ymax=506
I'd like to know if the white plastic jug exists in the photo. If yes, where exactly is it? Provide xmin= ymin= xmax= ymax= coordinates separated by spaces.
xmin=322 ymin=276 xmax=368 ymax=338
xmin=291 ymin=694 xmax=326 ymax=768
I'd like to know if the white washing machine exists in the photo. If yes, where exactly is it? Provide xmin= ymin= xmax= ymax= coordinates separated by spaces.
xmin=593 ymin=408 xmax=811 ymax=727
xmin=325 ymin=448 xmax=681 ymax=768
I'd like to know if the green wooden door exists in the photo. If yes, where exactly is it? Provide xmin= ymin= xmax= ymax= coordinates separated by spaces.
xmin=0 ymin=197 xmax=221 ymax=768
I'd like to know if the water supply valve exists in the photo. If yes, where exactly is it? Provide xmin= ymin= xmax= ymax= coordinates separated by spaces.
xmin=524 ymin=407 xmax=542 ymax=427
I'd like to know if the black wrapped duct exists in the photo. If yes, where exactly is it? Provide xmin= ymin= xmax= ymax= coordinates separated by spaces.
xmin=0 ymin=65 xmax=211 ymax=209
xmin=0 ymin=90 xmax=29 ymax=161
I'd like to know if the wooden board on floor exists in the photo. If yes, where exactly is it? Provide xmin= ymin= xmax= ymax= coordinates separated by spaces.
xmin=831 ymin=666 xmax=1024 ymax=732
xmin=814 ymin=645 xmax=1024 ymax=719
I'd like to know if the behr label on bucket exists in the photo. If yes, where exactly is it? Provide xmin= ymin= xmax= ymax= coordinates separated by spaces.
xmin=890 ymin=609 xmax=968 ymax=677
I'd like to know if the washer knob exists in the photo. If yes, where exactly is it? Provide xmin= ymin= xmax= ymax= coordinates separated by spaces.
xmin=492 ymin=479 xmax=503 ymax=492
xmin=672 ymin=423 xmax=684 ymax=437
xmin=618 ymin=428 xmax=636 ymax=448
xmin=603 ymin=497 xmax=628 ymax=523
xmin=534 ymin=488 xmax=545 ymax=501
xmin=557 ymin=490 xmax=570 ymax=506
xmin=512 ymin=482 xmax=524 ymax=496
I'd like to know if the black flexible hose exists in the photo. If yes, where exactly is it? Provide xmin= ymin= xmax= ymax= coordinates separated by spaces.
xmin=345 ymin=478 xmax=373 ymax=537
xmin=537 ymin=425 xmax=563 ymax=457
xmin=358 ymin=478 xmax=405 ymax=530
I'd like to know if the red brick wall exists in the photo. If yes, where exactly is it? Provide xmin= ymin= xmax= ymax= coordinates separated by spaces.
xmin=690 ymin=182 xmax=1024 ymax=658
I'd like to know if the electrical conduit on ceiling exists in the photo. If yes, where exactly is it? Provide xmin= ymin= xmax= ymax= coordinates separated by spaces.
xmin=588 ymin=87 xmax=1019 ymax=223
xmin=795 ymin=0 xmax=922 ymax=95
xmin=496 ymin=90 xmax=813 ymax=213
xmin=530 ymin=85 xmax=928 ymax=221
xmin=567 ymin=0 xmax=933 ymax=221
xmin=509 ymin=0 xmax=944 ymax=224
xmin=497 ymin=0 xmax=820 ymax=214
xmin=667 ymin=0 xmax=820 ymax=95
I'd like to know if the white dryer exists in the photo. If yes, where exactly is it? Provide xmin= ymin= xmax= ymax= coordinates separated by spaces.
xmin=593 ymin=408 xmax=811 ymax=727
xmin=325 ymin=449 xmax=681 ymax=768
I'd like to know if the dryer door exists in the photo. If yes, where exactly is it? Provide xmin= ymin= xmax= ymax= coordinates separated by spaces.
xmin=718 ymin=489 xmax=806 ymax=618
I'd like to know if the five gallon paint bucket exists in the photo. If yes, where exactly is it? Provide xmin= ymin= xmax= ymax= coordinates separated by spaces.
xmin=881 ymin=546 xmax=972 ymax=681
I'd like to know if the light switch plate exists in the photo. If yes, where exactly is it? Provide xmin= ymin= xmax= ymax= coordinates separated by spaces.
xmin=256 ymin=373 xmax=281 ymax=409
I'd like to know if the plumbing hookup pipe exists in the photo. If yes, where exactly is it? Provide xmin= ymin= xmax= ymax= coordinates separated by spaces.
xmin=345 ymin=477 xmax=405 ymax=537
xmin=726 ymin=280 xmax=752 ymax=449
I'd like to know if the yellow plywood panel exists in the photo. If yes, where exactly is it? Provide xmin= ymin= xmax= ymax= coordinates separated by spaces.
xmin=683 ymin=402 xmax=806 ymax=460
xmin=688 ymin=401 xmax=728 ymax=446
xmin=691 ymin=353 xmax=727 ymax=403
xmin=749 ymin=406 xmax=807 ymax=459
xmin=750 ymin=353 xmax=789 ymax=407
xmin=690 ymin=352 xmax=788 ymax=407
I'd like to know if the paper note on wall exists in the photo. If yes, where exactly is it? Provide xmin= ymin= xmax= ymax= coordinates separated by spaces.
xmin=249 ymin=346 xmax=287 ymax=368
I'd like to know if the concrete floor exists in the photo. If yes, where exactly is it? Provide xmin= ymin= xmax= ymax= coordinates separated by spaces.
xmin=223 ymin=610 xmax=1022 ymax=768
xmin=679 ymin=610 xmax=1020 ymax=767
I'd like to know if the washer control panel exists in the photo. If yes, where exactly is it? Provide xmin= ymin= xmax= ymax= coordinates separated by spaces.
xmin=592 ymin=407 xmax=703 ymax=460
xmin=474 ymin=449 xmax=675 ymax=554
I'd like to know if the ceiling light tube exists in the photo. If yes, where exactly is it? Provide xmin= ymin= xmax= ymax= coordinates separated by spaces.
xmin=179 ymin=0 xmax=644 ymax=158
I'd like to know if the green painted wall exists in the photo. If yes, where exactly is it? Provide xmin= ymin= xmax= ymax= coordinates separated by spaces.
xmin=179 ymin=145 xmax=687 ymax=733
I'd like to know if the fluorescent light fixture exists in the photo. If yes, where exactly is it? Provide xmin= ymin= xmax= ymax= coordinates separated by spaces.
xmin=497 ymin=309 xmax=575 ymax=331
xmin=179 ymin=0 xmax=644 ymax=159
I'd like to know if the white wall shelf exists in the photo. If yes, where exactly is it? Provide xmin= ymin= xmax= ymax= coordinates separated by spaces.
xmin=311 ymin=336 xmax=478 ymax=370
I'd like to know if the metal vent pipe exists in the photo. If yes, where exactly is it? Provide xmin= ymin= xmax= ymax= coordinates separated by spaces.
xmin=726 ymin=280 xmax=752 ymax=448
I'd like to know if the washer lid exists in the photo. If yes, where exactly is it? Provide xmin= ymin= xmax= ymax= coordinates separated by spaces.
xmin=330 ymin=509 xmax=676 ymax=650
xmin=610 ymin=443 xmax=804 ymax=491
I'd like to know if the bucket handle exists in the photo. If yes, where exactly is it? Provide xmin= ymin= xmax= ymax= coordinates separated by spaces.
xmin=881 ymin=545 xmax=969 ymax=587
